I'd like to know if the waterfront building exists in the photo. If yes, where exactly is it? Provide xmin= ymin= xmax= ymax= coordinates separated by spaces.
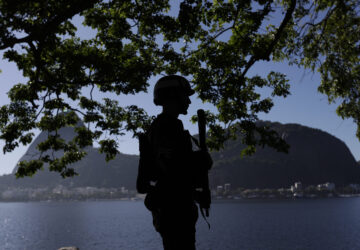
xmin=224 ymin=183 xmax=231 ymax=192
xmin=348 ymin=184 xmax=360 ymax=192
xmin=216 ymin=185 xmax=224 ymax=196
xmin=120 ymin=186 xmax=128 ymax=194
xmin=317 ymin=182 xmax=335 ymax=191
xmin=291 ymin=182 xmax=302 ymax=193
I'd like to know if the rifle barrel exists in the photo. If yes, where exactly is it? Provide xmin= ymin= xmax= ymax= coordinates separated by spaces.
xmin=197 ymin=109 xmax=206 ymax=151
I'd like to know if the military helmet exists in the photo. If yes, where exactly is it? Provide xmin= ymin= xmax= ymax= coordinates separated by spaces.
xmin=153 ymin=75 xmax=195 ymax=106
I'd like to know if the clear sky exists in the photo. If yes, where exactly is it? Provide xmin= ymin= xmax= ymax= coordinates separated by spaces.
xmin=0 ymin=5 xmax=359 ymax=176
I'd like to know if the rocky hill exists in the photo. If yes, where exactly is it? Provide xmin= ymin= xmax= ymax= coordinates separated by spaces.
xmin=210 ymin=121 xmax=360 ymax=188
xmin=0 ymin=148 xmax=139 ymax=190
xmin=1 ymin=121 xmax=359 ymax=189
xmin=1 ymin=121 xmax=139 ymax=190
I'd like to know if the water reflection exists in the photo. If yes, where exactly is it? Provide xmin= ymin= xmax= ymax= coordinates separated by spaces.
xmin=1 ymin=199 xmax=360 ymax=249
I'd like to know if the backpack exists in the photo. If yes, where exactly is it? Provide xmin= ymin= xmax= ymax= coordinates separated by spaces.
xmin=136 ymin=131 xmax=163 ymax=212
xmin=136 ymin=132 xmax=157 ymax=194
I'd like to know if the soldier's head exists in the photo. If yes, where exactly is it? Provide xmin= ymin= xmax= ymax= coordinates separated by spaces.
xmin=154 ymin=75 xmax=194 ymax=115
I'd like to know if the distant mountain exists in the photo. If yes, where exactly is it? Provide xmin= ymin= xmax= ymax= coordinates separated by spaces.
xmin=0 ymin=147 xmax=139 ymax=190
xmin=11 ymin=118 xmax=86 ymax=175
xmin=1 ymin=121 xmax=359 ymax=190
xmin=209 ymin=121 xmax=360 ymax=188
xmin=2 ymin=121 xmax=139 ymax=190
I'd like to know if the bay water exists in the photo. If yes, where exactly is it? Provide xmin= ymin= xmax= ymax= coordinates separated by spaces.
xmin=1 ymin=198 xmax=360 ymax=250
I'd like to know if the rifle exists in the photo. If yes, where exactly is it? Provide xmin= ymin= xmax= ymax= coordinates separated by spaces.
xmin=197 ymin=109 xmax=211 ymax=217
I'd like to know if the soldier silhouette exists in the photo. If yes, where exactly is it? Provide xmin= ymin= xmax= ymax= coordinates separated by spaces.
xmin=137 ymin=75 xmax=212 ymax=250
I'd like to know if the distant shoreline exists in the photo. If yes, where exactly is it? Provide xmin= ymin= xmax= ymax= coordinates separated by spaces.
xmin=2 ymin=193 xmax=360 ymax=203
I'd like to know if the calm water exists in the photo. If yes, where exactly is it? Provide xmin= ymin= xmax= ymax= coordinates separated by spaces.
xmin=1 ymin=198 xmax=360 ymax=250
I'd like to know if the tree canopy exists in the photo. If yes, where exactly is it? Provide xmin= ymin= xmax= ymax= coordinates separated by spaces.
xmin=0 ymin=0 xmax=359 ymax=178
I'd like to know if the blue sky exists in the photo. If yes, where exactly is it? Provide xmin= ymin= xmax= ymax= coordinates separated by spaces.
xmin=0 ymin=3 xmax=359 ymax=175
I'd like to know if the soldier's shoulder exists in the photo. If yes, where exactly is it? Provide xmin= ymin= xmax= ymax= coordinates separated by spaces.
xmin=151 ymin=113 xmax=183 ymax=130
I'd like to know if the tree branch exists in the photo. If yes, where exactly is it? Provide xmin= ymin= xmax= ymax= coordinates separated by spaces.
xmin=241 ymin=0 xmax=297 ymax=79
xmin=0 ymin=36 xmax=32 ymax=50
xmin=0 ymin=0 xmax=99 ymax=50
xmin=185 ymin=3 xmax=242 ymax=58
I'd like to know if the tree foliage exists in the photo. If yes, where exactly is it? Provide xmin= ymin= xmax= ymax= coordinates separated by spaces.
xmin=0 ymin=0 xmax=359 ymax=177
